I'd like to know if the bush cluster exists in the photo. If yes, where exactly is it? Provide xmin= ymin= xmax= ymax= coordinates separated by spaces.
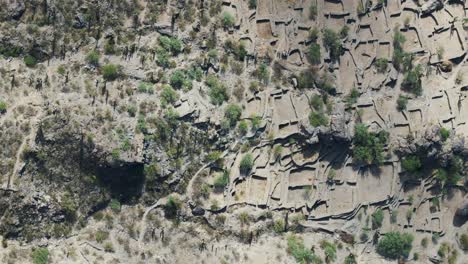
xmin=377 ymin=232 xmax=414 ymax=260
xmin=352 ymin=124 xmax=388 ymax=165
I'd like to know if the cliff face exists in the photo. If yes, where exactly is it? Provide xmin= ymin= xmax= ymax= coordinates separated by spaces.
xmin=0 ymin=0 xmax=467 ymax=263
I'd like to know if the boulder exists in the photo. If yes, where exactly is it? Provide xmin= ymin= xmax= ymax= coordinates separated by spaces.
xmin=420 ymin=0 xmax=443 ymax=15
xmin=192 ymin=207 xmax=205 ymax=216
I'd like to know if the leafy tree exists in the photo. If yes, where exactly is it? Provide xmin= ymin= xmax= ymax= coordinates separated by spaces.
xmin=0 ymin=101 xmax=7 ymax=113
xmin=377 ymin=232 xmax=414 ymax=260
xmin=310 ymin=94 xmax=324 ymax=111
xmin=309 ymin=4 xmax=317 ymax=20
xmin=86 ymin=50 xmax=100 ymax=66
xmin=31 ymin=248 xmax=49 ymax=264
xmin=159 ymin=36 xmax=183 ymax=55
xmin=309 ymin=111 xmax=328 ymax=127
xmin=345 ymin=88 xmax=360 ymax=107
xmin=164 ymin=196 xmax=182 ymax=219
xmin=225 ymin=104 xmax=242 ymax=127
xmin=240 ymin=154 xmax=254 ymax=175
xmin=170 ymin=69 xmax=192 ymax=90
xmin=213 ymin=171 xmax=229 ymax=192
xmin=102 ymin=64 xmax=120 ymax=81
xmin=256 ymin=63 xmax=269 ymax=84
xmin=24 ymin=55 xmax=37 ymax=67
xmin=372 ymin=208 xmax=384 ymax=229
xmin=402 ymin=65 xmax=423 ymax=95
xmin=460 ymin=233 xmax=468 ymax=252
xmin=238 ymin=120 xmax=248 ymax=135
xmin=160 ymin=85 xmax=179 ymax=106
xmin=222 ymin=12 xmax=235 ymax=28
xmin=307 ymin=43 xmax=321 ymax=65
xmin=323 ymin=28 xmax=342 ymax=61
xmin=206 ymin=74 xmax=228 ymax=105
xmin=375 ymin=58 xmax=388 ymax=73
xmin=344 ymin=254 xmax=357 ymax=264
xmin=401 ymin=155 xmax=422 ymax=175
xmin=439 ymin=127 xmax=450 ymax=141
xmin=397 ymin=95 xmax=408 ymax=111
xmin=352 ymin=124 xmax=388 ymax=165
xmin=248 ymin=0 xmax=257 ymax=9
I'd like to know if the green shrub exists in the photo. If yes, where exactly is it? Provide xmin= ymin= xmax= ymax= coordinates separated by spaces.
xmin=109 ymin=199 xmax=121 ymax=212
xmin=309 ymin=111 xmax=328 ymax=127
xmin=345 ymin=88 xmax=359 ymax=107
xmin=307 ymin=43 xmax=321 ymax=65
xmin=377 ymin=232 xmax=414 ymax=259
xmin=57 ymin=65 xmax=66 ymax=75
xmin=0 ymin=101 xmax=7 ymax=113
xmin=95 ymin=230 xmax=109 ymax=243
xmin=310 ymin=94 xmax=324 ymax=111
xmin=439 ymin=127 xmax=450 ymax=141
xmin=460 ymin=233 xmax=468 ymax=252
xmin=402 ymin=65 xmax=423 ymax=95
xmin=255 ymin=63 xmax=269 ymax=84
xmin=344 ymin=254 xmax=357 ymax=264
xmin=375 ymin=58 xmax=388 ymax=73
xmin=137 ymin=82 xmax=154 ymax=94
xmin=352 ymin=124 xmax=388 ymax=165
xmin=287 ymin=235 xmax=322 ymax=264
xmin=401 ymin=155 xmax=422 ymax=175
xmin=102 ymin=64 xmax=120 ymax=81
xmin=160 ymin=85 xmax=179 ymax=106
xmin=320 ymin=240 xmax=337 ymax=263
xmin=86 ymin=50 xmax=100 ymax=66
xmin=240 ymin=154 xmax=254 ymax=175
xmin=225 ymin=104 xmax=242 ymax=127
xmin=273 ymin=219 xmax=285 ymax=234
xmin=104 ymin=242 xmax=114 ymax=252
xmin=397 ymin=95 xmax=408 ymax=111
xmin=164 ymin=196 xmax=182 ymax=219
xmin=222 ymin=12 xmax=235 ymax=28
xmin=24 ymin=55 xmax=37 ymax=67
xmin=31 ymin=248 xmax=49 ymax=264
xmin=159 ymin=36 xmax=183 ymax=55
xmin=170 ymin=69 xmax=192 ymax=90
xmin=296 ymin=70 xmax=317 ymax=89
xmin=238 ymin=120 xmax=248 ymax=135
xmin=249 ymin=0 xmax=257 ymax=9
xmin=372 ymin=209 xmax=384 ymax=229
xmin=323 ymin=28 xmax=342 ymax=61
xmin=309 ymin=4 xmax=317 ymax=20
xmin=309 ymin=27 xmax=319 ymax=42
xmin=206 ymin=74 xmax=228 ymax=105
xmin=340 ymin=25 xmax=350 ymax=38
xmin=213 ymin=171 xmax=229 ymax=192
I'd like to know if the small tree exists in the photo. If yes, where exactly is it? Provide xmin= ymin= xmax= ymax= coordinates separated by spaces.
xmin=160 ymin=85 xmax=179 ymax=106
xmin=0 ymin=101 xmax=7 ymax=113
xmin=397 ymin=95 xmax=408 ymax=111
xmin=240 ymin=154 xmax=253 ymax=175
xmin=102 ymin=64 xmax=120 ymax=81
xmin=401 ymin=155 xmax=422 ymax=175
xmin=86 ymin=50 xmax=100 ymax=66
xmin=309 ymin=4 xmax=317 ymax=20
xmin=377 ymin=232 xmax=414 ymax=260
xmin=375 ymin=58 xmax=388 ymax=73
xmin=309 ymin=111 xmax=328 ymax=127
xmin=213 ymin=171 xmax=229 ymax=192
xmin=164 ymin=196 xmax=182 ymax=219
xmin=372 ymin=208 xmax=384 ymax=229
xmin=307 ymin=43 xmax=321 ymax=65
xmin=323 ymin=28 xmax=342 ymax=61
xmin=24 ymin=55 xmax=37 ymax=67
xmin=439 ymin=127 xmax=450 ymax=141
xmin=225 ymin=104 xmax=242 ymax=127
xmin=222 ymin=12 xmax=235 ymax=28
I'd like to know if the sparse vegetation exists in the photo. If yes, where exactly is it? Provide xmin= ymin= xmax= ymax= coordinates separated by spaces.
xmin=207 ymin=74 xmax=229 ymax=105
xmin=86 ymin=50 xmax=100 ymax=66
xmin=375 ymin=58 xmax=388 ymax=73
xmin=222 ymin=12 xmax=235 ymax=28
xmin=309 ymin=4 xmax=317 ymax=20
xmin=287 ymin=235 xmax=322 ymax=264
xmin=372 ymin=208 xmax=384 ymax=229
xmin=307 ymin=43 xmax=321 ymax=65
xmin=397 ymin=95 xmax=408 ymax=111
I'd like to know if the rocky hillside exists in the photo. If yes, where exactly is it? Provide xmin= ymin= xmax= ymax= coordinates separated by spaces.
xmin=0 ymin=0 xmax=467 ymax=263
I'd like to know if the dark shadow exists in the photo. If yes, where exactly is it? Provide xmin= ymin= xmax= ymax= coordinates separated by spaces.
xmin=97 ymin=163 xmax=145 ymax=203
